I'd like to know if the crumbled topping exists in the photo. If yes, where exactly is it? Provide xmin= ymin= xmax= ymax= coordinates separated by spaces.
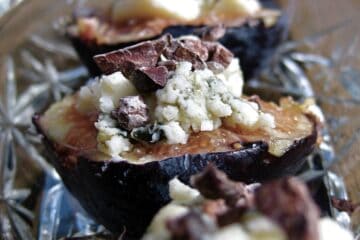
xmin=166 ymin=211 xmax=216 ymax=240
xmin=111 ymin=96 xmax=149 ymax=131
xmin=131 ymin=66 xmax=169 ymax=92
xmin=154 ymin=60 xmax=274 ymax=144
xmin=95 ymin=114 xmax=132 ymax=158
xmin=160 ymin=122 xmax=189 ymax=145
xmin=169 ymin=178 xmax=201 ymax=205
xmin=94 ymin=35 xmax=234 ymax=94
xmin=80 ymin=35 xmax=275 ymax=156
xmin=191 ymin=165 xmax=253 ymax=208
xmin=143 ymin=166 xmax=353 ymax=240
xmin=255 ymin=177 xmax=320 ymax=240
xmin=77 ymin=71 xmax=138 ymax=114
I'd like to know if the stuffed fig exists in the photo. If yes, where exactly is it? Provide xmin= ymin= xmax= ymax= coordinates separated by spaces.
xmin=141 ymin=165 xmax=353 ymax=240
xmin=67 ymin=0 xmax=286 ymax=79
xmin=34 ymin=36 xmax=319 ymax=238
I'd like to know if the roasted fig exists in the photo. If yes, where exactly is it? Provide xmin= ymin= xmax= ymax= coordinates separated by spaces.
xmin=67 ymin=0 xmax=286 ymax=79
xmin=34 ymin=36 xmax=319 ymax=238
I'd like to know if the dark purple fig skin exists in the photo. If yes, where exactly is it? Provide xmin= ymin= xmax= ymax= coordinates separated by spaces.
xmin=69 ymin=16 xmax=287 ymax=79
xmin=33 ymin=114 xmax=317 ymax=239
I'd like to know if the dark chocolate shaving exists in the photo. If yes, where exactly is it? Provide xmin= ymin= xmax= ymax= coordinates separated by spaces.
xmin=166 ymin=210 xmax=215 ymax=240
xmin=331 ymin=197 xmax=360 ymax=214
xmin=255 ymin=177 xmax=320 ymax=240
xmin=191 ymin=164 xmax=253 ymax=208
xmin=94 ymin=34 xmax=234 ymax=93
xmin=111 ymin=96 xmax=149 ymax=131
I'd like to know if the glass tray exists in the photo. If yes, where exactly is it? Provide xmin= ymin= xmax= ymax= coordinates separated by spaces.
xmin=0 ymin=0 xmax=359 ymax=239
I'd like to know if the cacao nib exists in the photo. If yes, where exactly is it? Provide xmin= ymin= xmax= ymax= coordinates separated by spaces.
xmin=255 ymin=177 xmax=320 ymax=240
xmin=191 ymin=165 xmax=253 ymax=208
xmin=111 ymin=96 xmax=149 ymax=131
xmin=331 ymin=197 xmax=360 ymax=214
xmin=166 ymin=210 xmax=215 ymax=240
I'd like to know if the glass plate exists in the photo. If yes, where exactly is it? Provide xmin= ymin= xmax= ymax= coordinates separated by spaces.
xmin=0 ymin=0 xmax=359 ymax=239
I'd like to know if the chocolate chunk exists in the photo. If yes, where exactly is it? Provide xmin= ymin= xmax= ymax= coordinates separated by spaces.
xmin=94 ymin=34 xmax=234 ymax=93
xmin=331 ymin=197 xmax=360 ymax=214
xmin=255 ymin=177 xmax=320 ymax=240
xmin=191 ymin=165 xmax=253 ymax=208
xmin=180 ymin=39 xmax=209 ymax=62
xmin=94 ymin=41 xmax=162 ymax=75
xmin=205 ymin=42 xmax=233 ymax=68
xmin=166 ymin=210 xmax=215 ymax=240
xmin=173 ymin=44 xmax=206 ymax=70
xmin=111 ymin=96 xmax=149 ymax=131
xmin=129 ymin=66 xmax=168 ymax=93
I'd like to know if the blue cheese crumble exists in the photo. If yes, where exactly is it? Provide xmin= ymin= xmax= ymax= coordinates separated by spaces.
xmin=155 ymin=60 xmax=275 ymax=144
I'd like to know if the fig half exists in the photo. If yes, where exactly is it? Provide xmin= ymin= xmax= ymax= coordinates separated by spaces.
xmin=67 ymin=0 xmax=286 ymax=79
xmin=33 ymin=95 xmax=318 ymax=238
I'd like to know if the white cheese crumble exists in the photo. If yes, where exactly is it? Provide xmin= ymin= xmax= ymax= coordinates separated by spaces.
xmin=216 ymin=58 xmax=244 ymax=97
xmin=244 ymin=214 xmax=286 ymax=239
xmin=77 ymin=71 xmax=138 ymax=114
xmin=155 ymin=61 xmax=275 ymax=144
xmin=213 ymin=224 xmax=250 ymax=240
xmin=142 ymin=204 xmax=189 ymax=240
xmin=169 ymin=178 xmax=201 ymax=204
xmin=95 ymin=114 xmax=133 ymax=158
xmin=160 ymin=122 xmax=189 ymax=145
